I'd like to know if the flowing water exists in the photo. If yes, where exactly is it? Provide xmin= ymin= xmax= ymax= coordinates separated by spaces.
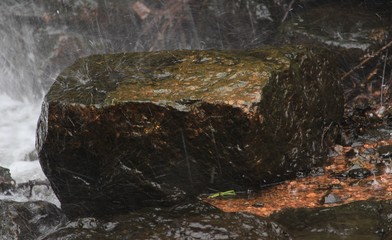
xmin=0 ymin=0 xmax=155 ymax=205
xmin=0 ymin=1 xmax=58 ymax=205
xmin=0 ymin=94 xmax=43 ymax=180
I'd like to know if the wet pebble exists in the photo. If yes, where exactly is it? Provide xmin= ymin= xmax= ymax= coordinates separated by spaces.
xmin=251 ymin=202 xmax=264 ymax=208
xmin=329 ymin=171 xmax=348 ymax=180
xmin=372 ymin=165 xmax=383 ymax=176
xmin=0 ymin=166 xmax=15 ymax=192
xmin=351 ymin=141 xmax=363 ymax=148
xmin=330 ymin=184 xmax=343 ymax=189
xmin=377 ymin=144 xmax=392 ymax=154
xmin=345 ymin=148 xmax=357 ymax=158
xmin=295 ymin=171 xmax=306 ymax=178
xmin=362 ymin=147 xmax=376 ymax=155
xmin=347 ymin=167 xmax=372 ymax=179
xmin=333 ymin=145 xmax=344 ymax=155
xmin=309 ymin=167 xmax=324 ymax=177
xmin=322 ymin=193 xmax=341 ymax=204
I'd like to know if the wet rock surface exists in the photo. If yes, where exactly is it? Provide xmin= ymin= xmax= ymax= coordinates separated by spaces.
xmin=37 ymin=46 xmax=343 ymax=218
xmin=42 ymin=201 xmax=290 ymax=240
xmin=271 ymin=199 xmax=392 ymax=240
xmin=278 ymin=1 xmax=392 ymax=142
xmin=0 ymin=166 xmax=15 ymax=193
xmin=279 ymin=1 xmax=391 ymax=51
xmin=2 ymin=198 xmax=392 ymax=240
xmin=0 ymin=200 xmax=65 ymax=240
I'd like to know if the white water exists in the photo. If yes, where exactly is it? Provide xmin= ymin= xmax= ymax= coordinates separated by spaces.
xmin=0 ymin=93 xmax=60 ymax=205
xmin=0 ymin=0 xmax=60 ymax=205
xmin=0 ymin=0 xmax=137 ymax=207
xmin=0 ymin=94 xmax=40 ymax=167
xmin=0 ymin=94 xmax=60 ymax=205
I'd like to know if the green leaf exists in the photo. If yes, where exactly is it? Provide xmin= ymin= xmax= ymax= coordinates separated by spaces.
xmin=207 ymin=190 xmax=236 ymax=199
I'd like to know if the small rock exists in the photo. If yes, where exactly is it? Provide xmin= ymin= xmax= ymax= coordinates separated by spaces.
xmin=331 ymin=184 xmax=343 ymax=189
xmin=362 ymin=148 xmax=376 ymax=156
xmin=252 ymin=202 xmax=265 ymax=208
xmin=333 ymin=145 xmax=344 ymax=155
xmin=347 ymin=167 xmax=372 ymax=179
xmin=0 ymin=167 xmax=15 ymax=193
xmin=345 ymin=148 xmax=356 ymax=158
xmin=377 ymin=145 xmax=392 ymax=159
xmin=329 ymin=172 xmax=347 ymax=180
xmin=309 ymin=167 xmax=324 ymax=177
xmin=306 ymin=192 xmax=317 ymax=198
xmin=323 ymin=193 xmax=341 ymax=204
xmin=376 ymin=106 xmax=386 ymax=118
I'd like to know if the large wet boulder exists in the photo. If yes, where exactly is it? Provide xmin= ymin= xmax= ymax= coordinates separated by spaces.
xmin=37 ymin=46 xmax=343 ymax=218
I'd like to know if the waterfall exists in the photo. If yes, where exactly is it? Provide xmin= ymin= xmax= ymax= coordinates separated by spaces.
xmin=0 ymin=0 xmax=110 ymax=181
xmin=0 ymin=1 xmax=49 ymax=180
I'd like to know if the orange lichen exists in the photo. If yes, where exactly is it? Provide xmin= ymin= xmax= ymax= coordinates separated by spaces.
xmin=204 ymin=138 xmax=392 ymax=217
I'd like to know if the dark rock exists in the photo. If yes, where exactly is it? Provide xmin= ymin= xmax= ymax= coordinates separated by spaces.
xmin=347 ymin=167 xmax=372 ymax=179
xmin=279 ymin=2 xmax=391 ymax=51
xmin=0 ymin=200 xmax=65 ymax=240
xmin=37 ymin=46 xmax=343 ymax=218
xmin=309 ymin=166 xmax=324 ymax=177
xmin=0 ymin=166 xmax=15 ymax=193
xmin=383 ymin=109 xmax=392 ymax=127
xmin=377 ymin=145 xmax=392 ymax=159
xmin=345 ymin=148 xmax=356 ymax=158
xmin=252 ymin=202 xmax=265 ymax=208
xmin=42 ymin=201 xmax=291 ymax=240
xmin=329 ymin=171 xmax=348 ymax=180
xmin=271 ymin=199 xmax=392 ymax=239
xmin=352 ymin=94 xmax=372 ymax=112
xmin=277 ymin=1 xmax=392 ymax=140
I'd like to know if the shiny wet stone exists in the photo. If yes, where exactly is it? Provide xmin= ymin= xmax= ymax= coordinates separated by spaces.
xmin=42 ymin=201 xmax=290 ymax=240
xmin=270 ymin=199 xmax=392 ymax=240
